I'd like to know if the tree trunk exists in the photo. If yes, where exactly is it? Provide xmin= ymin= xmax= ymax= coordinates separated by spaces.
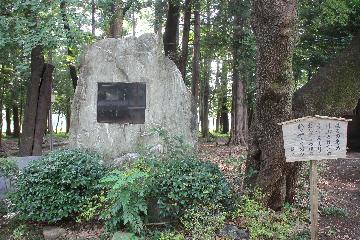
xmin=219 ymin=62 xmax=229 ymax=134
xmin=214 ymin=60 xmax=221 ymax=132
xmin=60 ymin=0 xmax=78 ymax=90
xmin=178 ymin=0 xmax=192 ymax=80
xmin=66 ymin=106 xmax=71 ymax=133
xmin=12 ymin=103 xmax=20 ymax=138
xmin=191 ymin=4 xmax=201 ymax=107
xmin=20 ymin=46 xmax=45 ymax=156
xmin=32 ymin=64 xmax=54 ymax=155
xmin=229 ymin=2 xmax=248 ymax=146
xmin=110 ymin=3 xmax=124 ymax=38
xmin=92 ymin=0 xmax=96 ymax=36
xmin=5 ymin=107 xmax=12 ymax=136
xmin=293 ymin=32 xmax=360 ymax=117
xmin=245 ymin=0 xmax=297 ymax=210
xmin=201 ymin=60 xmax=211 ymax=138
xmin=163 ymin=0 xmax=180 ymax=62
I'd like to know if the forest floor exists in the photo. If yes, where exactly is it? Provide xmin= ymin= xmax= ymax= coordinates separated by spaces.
xmin=0 ymin=138 xmax=359 ymax=239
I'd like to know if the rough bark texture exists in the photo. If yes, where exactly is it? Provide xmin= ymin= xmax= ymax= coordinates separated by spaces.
xmin=201 ymin=60 xmax=211 ymax=138
xmin=12 ymin=103 xmax=20 ymax=138
xmin=5 ymin=107 xmax=11 ymax=136
xmin=20 ymin=46 xmax=45 ymax=156
xmin=32 ymin=64 xmax=54 ymax=155
xmin=293 ymin=33 xmax=360 ymax=118
xmin=229 ymin=6 xmax=247 ymax=146
xmin=191 ymin=6 xmax=201 ymax=106
xmin=178 ymin=0 xmax=192 ymax=80
xmin=110 ymin=3 xmax=124 ymax=38
xmin=163 ymin=0 xmax=180 ymax=61
xmin=246 ymin=0 xmax=297 ymax=210
xmin=219 ymin=62 xmax=229 ymax=134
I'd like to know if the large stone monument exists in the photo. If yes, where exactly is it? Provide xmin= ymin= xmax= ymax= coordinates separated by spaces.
xmin=69 ymin=34 xmax=196 ymax=157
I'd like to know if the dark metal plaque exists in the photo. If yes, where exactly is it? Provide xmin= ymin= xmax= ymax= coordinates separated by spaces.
xmin=97 ymin=82 xmax=146 ymax=124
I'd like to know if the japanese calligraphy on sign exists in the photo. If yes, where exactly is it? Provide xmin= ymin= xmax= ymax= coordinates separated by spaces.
xmin=279 ymin=116 xmax=351 ymax=162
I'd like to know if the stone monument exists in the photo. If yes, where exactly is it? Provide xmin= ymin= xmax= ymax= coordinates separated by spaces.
xmin=69 ymin=34 xmax=197 ymax=157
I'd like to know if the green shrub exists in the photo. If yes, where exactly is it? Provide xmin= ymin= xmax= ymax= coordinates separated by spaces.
xmin=152 ymin=157 xmax=233 ymax=218
xmin=234 ymin=190 xmax=306 ymax=240
xmin=10 ymin=149 xmax=105 ymax=222
xmin=0 ymin=158 xmax=19 ymax=180
xmin=181 ymin=204 xmax=226 ymax=240
xmin=100 ymin=167 xmax=149 ymax=233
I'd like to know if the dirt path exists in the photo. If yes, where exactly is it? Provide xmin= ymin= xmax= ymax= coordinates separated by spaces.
xmin=318 ymin=153 xmax=360 ymax=240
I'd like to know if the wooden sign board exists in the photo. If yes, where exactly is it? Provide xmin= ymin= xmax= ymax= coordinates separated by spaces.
xmin=279 ymin=116 xmax=350 ymax=162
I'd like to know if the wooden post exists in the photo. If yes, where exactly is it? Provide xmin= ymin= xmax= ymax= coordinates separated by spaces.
xmin=310 ymin=160 xmax=319 ymax=240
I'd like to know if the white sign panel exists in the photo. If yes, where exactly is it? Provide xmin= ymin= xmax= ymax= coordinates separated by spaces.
xmin=281 ymin=117 xmax=349 ymax=162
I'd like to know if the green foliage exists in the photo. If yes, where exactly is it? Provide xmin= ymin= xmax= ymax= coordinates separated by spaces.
xmin=181 ymin=204 xmax=226 ymax=240
xmin=10 ymin=149 xmax=105 ymax=223
xmin=234 ymin=190 xmax=306 ymax=240
xmin=152 ymin=156 xmax=233 ymax=218
xmin=112 ymin=231 xmax=139 ymax=240
xmin=321 ymin=205 xmax=348 ymax=217
xmin=100 ymin=167 xmax=149 ymax=233
xmin=0 ymin=158 xmax=19 ymax=180
xmin=156 ymin=231 xmax=185 ymax=240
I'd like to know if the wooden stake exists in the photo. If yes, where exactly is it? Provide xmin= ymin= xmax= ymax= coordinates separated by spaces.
xmin=310 ymin=160 xmax=319 ymax=240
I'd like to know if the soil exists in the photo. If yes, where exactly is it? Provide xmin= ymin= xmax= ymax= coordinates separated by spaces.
xmin=318 ymin=152 xmax=360 ymax=240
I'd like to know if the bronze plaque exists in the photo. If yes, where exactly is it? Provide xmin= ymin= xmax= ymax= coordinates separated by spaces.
xmin=97 ymin=82 xmax=146 ymax=124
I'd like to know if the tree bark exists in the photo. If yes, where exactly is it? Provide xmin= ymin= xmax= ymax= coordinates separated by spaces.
xmin=163 ymin=0 xmax=180 ymax=62
xmin=245 ymin=0 xmax=297 ymax=210
xmin=293 ymin=33 xmax=360 ymax=117
xmin=191 ymin=3 xmax=201 ymax=107
xmin=32 ymin=64 xmax=54 ymax=155
xmin=12 ymin=103 xmax=20 ymax=138
xmin=219 ymin=62 xmax=229 ymax=134
xmin=110 ymin=3 xmax=124 ymax=38
xmin=5 ymin=107 xmax=12 ymax=136
xmin=229 ymin=2 xmax=248 ymax=146
xmin=20 ymin=46 xmax=45 ymax=156
xmin=178 ymin=0 xmax=192 ymax=80
xmin=201 ymin=60 xmax=211 ymax=138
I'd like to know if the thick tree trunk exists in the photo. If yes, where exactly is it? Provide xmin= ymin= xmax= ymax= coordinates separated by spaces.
xmin=214 ymin=60 xmax=221 ymax=133
xmin=5 ymin=107 xmax=12 ymax=136
xmin=293 ymin=33 xmax=360 ymax=117
xmin=20 ymin=46 xmax=45 ymax=156
xmin=178 ymin=0 xmax=192 ymax=80
xmin=245 ymin=0 xmax=297 ymax=210
xmin=12 ymin=103 xmax=20 ymax=138
xmin=229 ymin=4 xmax=247 ymax=146
xmin=110 ymin=3 xmax=124 ymax=38
xmin=191 ymin=5 xmax=201 ymax=106
xmin=163 ymin=0 xmax=180 ymax=61
xmin=32 ymin=64 xmax=54 ymax=155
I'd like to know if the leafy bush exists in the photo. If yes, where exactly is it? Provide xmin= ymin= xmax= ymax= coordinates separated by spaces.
xmin=0 ymin=158 xmax=19 ymax=180
xmin=181 ymin=204 xmax=226 ymax=240
xmin=152 ymin=157 xmax=233 ymax=218
xmin=321 ymin=205 xmax=347 ymax=217
xmin=100 ymin=167 xmax=149 ymax=233
xmin=234 ymin=190 xmax=306 ymax=240
xmin=10 ymin=149 xmax=105 ymax=222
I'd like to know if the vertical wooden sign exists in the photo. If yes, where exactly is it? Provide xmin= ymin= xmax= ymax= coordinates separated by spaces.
xmin=279 ymin=115 xmax=350 ymax=240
